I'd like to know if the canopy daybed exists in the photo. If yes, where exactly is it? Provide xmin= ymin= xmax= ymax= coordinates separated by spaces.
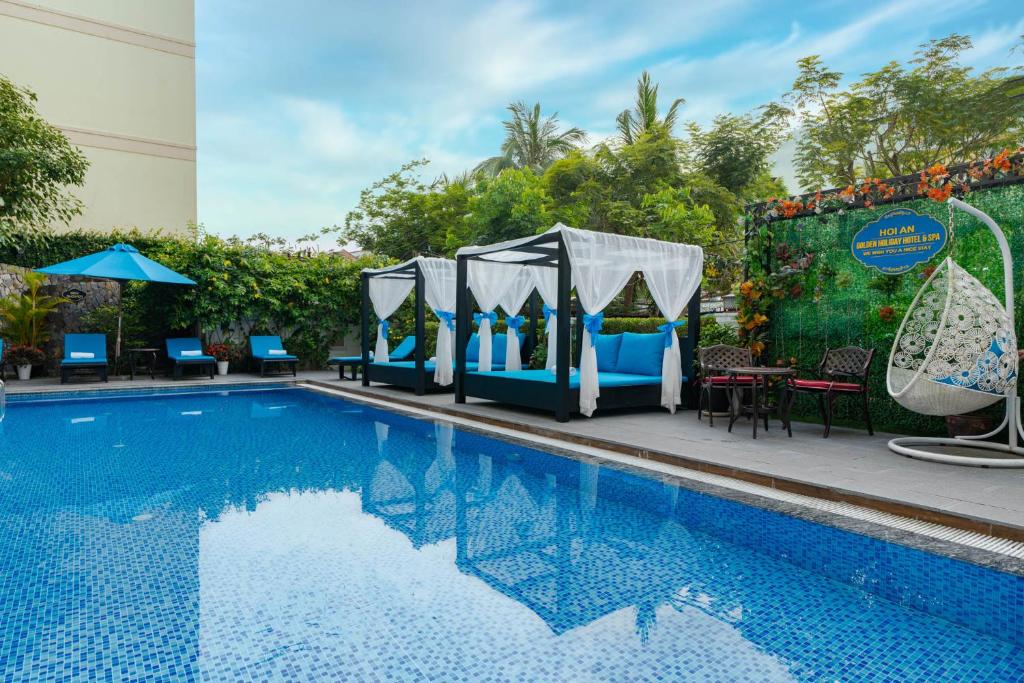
xmin=361 ymin=256 xmax=537 ymax=394
xmin=455 ymin=224 xmax=703 ymax=422
xmin=361 ymin=257 xmax=455 ymax=394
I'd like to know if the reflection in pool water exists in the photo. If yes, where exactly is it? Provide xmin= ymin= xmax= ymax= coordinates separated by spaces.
xmin=0 ymin=387 xmax=1022 ymax=681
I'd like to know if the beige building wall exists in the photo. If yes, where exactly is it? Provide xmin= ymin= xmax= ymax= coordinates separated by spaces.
xmin=0 ymin=0 xmax=196 ymax=234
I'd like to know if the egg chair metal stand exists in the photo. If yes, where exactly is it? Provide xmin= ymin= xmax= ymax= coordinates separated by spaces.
xmin=887 ymin=197 xmax=1024 ymax=467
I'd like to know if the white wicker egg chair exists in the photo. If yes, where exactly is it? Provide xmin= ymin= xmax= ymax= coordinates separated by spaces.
xmin=887 ymin=198 xmax=1024 ymax=467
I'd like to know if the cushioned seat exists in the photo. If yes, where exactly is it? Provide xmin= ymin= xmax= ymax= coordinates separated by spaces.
xmin=60 ymin=333 xmax=108 ymax=384
xmin=475 ymin=369 xmax=681 ymax=388
xmin=706 ymin=375 xmax=756 ymax=385
xmin=329 ymin=335 xmax=415 ymax=364
xmin=166 ymin=338 xmax=215 ymax=380
xmin=790 ymin=379 xmax=862 ymax=392
xmin=250 ymin=335 xmax=298 ymax=377
xmin=381 ymin=360 xmax=498 ymax=372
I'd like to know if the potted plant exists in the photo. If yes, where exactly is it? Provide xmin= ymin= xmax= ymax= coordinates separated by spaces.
xmin=0 ymin=272 xmax=67 ymax=379
xmin=7 ymin=345 xmax=45 ymax=380
xmin=206 ymin=343 xmax=232 ymax=375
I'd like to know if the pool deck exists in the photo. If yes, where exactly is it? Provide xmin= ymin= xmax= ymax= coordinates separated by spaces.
xmin=7 ymin=370 xmax=1024 ymax=541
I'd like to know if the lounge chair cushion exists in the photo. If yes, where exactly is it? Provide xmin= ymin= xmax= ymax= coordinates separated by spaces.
xmin=328 ymin=355 xmax=368 ymax=364
xmin=250 ymin=335 xmax=297 ymax=360
xmin=594 ymin=333 xmax=623 ymax=372
xmin=166 ymin=338 xmax=214 ymax=362
xmin=389 ymin=336 xmax=416 ymax=361
xmin=62 ymin=334 xmax=108 ymax=365
xmin=614 ymin=333 xmax=664 ymax=377
xmin=476 ymin=369 xmax=674 ymax=388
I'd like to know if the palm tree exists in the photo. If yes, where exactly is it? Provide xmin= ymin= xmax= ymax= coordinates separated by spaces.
xmin=475 ymin=101 xmax=587 ymax=176
xmin=615 ymin=71 xmax=685 ymax=145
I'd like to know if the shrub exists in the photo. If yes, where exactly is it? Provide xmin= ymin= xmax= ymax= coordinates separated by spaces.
xmin=6 ymin=344 xmax=45 ymax=365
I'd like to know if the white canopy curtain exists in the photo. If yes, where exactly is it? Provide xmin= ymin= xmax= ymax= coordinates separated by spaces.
xmin=467 ymin=260 xmax=511 ymax=372
xmin=529 ymin=266 xmax=560 ymax=370
xmin=418 ymin=257 xmax=457 ymax=386
xmin=367 ymin=275 xmax=415 ymax=362
xmin=497 ymin=266 xmax=535 ymax=371
xmin=460 ymin=224 xmax=703 ymax=417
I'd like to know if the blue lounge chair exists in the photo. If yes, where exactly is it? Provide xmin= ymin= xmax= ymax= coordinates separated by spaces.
xmin=249 ymin=335 xmax=298 ymax=377
xmin=166 ymin=338 xmax=215 ymax=379
xmin=328 ymin=335 xmax=415 ymax=380
xmin=60 ymin=333 xmax=109 ymax=384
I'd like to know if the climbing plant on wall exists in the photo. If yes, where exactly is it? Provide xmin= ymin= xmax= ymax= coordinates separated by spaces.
xmin=741 ymin=150 xmax=1024 ymax=435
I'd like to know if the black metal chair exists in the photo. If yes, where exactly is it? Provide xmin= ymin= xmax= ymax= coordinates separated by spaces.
xmin=784 ymin=346 xmax=875 ymax=438
xmin=697 ymin=345 xmax=755 ymax=426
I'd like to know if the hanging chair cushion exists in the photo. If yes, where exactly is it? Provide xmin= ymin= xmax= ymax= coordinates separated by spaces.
xmin=887 ymin=258 xmax=1018 ymax=416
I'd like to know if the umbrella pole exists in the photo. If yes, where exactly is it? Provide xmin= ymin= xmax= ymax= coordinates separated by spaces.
xmin=115 ymin=280 xmax=123 ymax=375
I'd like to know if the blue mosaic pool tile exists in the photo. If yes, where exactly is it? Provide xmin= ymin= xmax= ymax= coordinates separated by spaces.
xmin=0 ymin=386 xmax=1022 ymax=681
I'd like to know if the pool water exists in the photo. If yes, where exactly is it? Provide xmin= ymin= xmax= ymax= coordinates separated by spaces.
xmin=1 ymin=386 xmax=1022 ymax=681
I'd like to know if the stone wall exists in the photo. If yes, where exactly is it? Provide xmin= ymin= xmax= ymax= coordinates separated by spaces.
xmin=0 ymin=263 xmax=120 ymax=374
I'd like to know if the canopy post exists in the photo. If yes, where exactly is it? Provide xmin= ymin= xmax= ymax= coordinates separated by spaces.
xmin=528 ymin=290 xmax=539 ymax=363
xmin=556 ymin=237 xmax=571 ymax=422
xmin=413 ymin=265 xmax=426 ymax=396
xmin=455 ymin=256 xmax=469 ymax=403
xmin=361 ymin=272 xmax=371 ymax=387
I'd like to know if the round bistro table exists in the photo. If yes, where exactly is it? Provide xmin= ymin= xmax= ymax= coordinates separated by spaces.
xmin=725 ymin=366 xmax=796 ymax=439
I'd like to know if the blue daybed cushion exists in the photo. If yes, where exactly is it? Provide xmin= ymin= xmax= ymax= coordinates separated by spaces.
xmin=594 ymin=333 xmax=623 ymax=372
xmin=62 ymin=333 xmax=107 ymax=364
xmin=477 ymin=369 xmax=663 ymax=388
xmin=379 ymin=360 xmax=492 ymax=372
xmin=614 ymin=333 xmax=664 ymax=377
xmin=466 ymin=332 xmax=524 ymax=363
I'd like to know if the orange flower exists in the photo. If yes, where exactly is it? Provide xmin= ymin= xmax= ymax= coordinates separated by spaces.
xmin=839 ymin=185 xmax=855 ymax=200
xmin=751 ymin=341 xmax=765 ymax=357
xmin=926 ymin=185 xmax=953 ymax=202
xmin=992 ymin=149 xmax=1011 ymax=172
xmin=917 ymin=172 xmax=929 ymax=195
xmin=927 ymin=163 xmax=948 ymax=179
xmin=739 ymin=280 xmax=753 ymax=296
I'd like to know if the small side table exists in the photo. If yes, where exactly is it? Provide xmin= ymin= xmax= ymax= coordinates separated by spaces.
xmin=726 ymin=366 xmax=795 ymax=439
xmin=127 ymin=348 xmax=159 ymax=380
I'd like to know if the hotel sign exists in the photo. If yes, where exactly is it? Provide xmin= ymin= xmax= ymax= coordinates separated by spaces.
xmin=851 ymin=209 xmax=946 ymax=275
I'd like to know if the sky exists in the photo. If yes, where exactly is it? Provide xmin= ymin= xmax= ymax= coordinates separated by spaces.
xmin=195 ymin=0 xmax=1024 ymax=246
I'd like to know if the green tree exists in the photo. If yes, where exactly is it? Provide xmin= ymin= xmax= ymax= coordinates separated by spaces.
xmin=686 ymin=106 xmax=789 ymax=197
xmin=616 ymin=71 xmax=685 ymax=145
xmin=342 ymin=160 xmax=470 ymax=259
xmin=0 ymin=76 xmax=89 ymax=236
xmin=451 ymin=168 xmax=551 ymax=249
xmin=475 ymin=101 xmax=586 ymax=176
xmin=785 ymin=34 xmax=1024 ymax=189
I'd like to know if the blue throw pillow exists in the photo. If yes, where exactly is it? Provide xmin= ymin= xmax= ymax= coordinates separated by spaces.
xmin=491 ymin=333 xmax=508 ymax=362
xmin=615 ymin=333 xmax=664 ymax=376
xmin=466 ymin=333 xmax=480 ymax=362
xmin=594 ymin=334 xmax=623 ymax=372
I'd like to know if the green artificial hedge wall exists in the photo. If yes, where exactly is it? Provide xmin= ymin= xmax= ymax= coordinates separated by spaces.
xmin=760 ymin=184 xmax=1024 ymax=435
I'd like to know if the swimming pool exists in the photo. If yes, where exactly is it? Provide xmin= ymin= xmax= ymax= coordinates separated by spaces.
xmin=1 ymin=386 xmax=1021 ymax=681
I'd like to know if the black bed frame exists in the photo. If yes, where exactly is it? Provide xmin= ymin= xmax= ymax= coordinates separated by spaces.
xmin=454 ymin=230 xmax=700 ymax=422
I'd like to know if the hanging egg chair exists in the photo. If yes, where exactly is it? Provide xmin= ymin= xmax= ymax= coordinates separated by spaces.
xmin=887 ymin=257 xmax=1017 ymax=416
xmin=886 ymin=197 xmax=1024 ymax=467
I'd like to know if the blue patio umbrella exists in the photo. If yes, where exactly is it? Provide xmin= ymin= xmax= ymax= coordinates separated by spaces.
xmin=36 ymin=244 xmax=196 ymax=368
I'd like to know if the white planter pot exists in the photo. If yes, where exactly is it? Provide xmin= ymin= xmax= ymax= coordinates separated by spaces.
xmin=16 ymin=364 xmax=31 ymax=381
xmin=216 ymin=361 xmax=229 ymax=375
